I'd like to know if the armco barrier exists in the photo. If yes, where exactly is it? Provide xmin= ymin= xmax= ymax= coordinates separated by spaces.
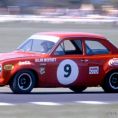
xmin=0 ymin=15 xmax=117 ymax=24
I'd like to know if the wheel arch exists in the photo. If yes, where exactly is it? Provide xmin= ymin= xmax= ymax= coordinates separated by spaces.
xmin=101 ymin=69 xmax=118 ymax=86
xmin=105 ymin=69 xmax=118 ymax=77
xmin=101 ymin=69 xmax=118 ymax=92
xmin=9 ymin=68 xmax=39 ymax=87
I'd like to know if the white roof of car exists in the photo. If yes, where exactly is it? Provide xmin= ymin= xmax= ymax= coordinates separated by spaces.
xmin=28 ymin=34 xmax=60 ymax=43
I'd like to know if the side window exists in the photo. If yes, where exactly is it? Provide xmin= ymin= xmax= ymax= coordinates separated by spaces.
xmin=55 ymin=40 xmax=83 ymax=55
xmin=63 ymin=40 xmax=76 ymax=52
xmin=74 ymin=40 xmax=83 ymax=53
xmin=54 ymin=43 xmax=65 ymax=55
xmin=85 ymin=40 xmax=109 ymax=55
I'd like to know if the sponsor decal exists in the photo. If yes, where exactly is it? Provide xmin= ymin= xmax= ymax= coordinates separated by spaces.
xmin=35 ymin=58 xmax=56 ymax=63
xmin=18 ymin=61 xmax=31 ymax=65
xmin=57 ymin=59 xmax=79 ymax=85
xmin=89 ymin=66 xmax=99 ymax=74
xmin=108 ymin=58 xmax=118 ymax=66
xmin=40 ymin=67 xmax=45 ymax=75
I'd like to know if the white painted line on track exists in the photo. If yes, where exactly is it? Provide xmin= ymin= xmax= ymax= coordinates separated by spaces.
xmin=30 ymin=102 xmax=62 ymax=106
xmin=0 ymin=102 xmax=15 ymax=106
xmin=30 ymin=101 xmax=110 ymax=106
xmin=75 ymin=101 xmax=109 ymax=105
xmin=0 ymin=101 xmax=116 ymax=106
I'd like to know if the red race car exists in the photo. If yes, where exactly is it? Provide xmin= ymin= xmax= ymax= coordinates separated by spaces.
xmin=0 ymin=32 xmax=118 ymax=94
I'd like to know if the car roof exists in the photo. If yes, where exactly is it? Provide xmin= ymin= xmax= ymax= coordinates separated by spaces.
xmin=37 ymin=32 xmax=106 ymax=40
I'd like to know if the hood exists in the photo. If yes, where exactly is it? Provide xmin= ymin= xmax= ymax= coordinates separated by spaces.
xmin=0 ymin=51 xmax=45 ymax=61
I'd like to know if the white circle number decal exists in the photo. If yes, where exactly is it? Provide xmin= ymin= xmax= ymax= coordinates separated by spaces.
xmin=57 ymin=59 xmax=79 ymax=85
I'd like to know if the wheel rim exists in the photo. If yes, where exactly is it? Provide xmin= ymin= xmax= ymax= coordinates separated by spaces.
xmin=18 ymin=73 xmax=32 ymax=91
xmin=109 ymin=72 xmax=118 ymax=90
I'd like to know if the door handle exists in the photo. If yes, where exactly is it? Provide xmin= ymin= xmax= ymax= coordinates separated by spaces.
xmin=80 ymin=59 xmax=88 ymax=62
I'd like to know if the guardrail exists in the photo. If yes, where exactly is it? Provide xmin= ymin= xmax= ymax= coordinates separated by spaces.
xmin=0 ymin=15 xmax=117 ymax=24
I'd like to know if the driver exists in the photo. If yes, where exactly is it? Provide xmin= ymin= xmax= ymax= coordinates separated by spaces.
xmin=41 ymin=41 xmax=55 ymax=53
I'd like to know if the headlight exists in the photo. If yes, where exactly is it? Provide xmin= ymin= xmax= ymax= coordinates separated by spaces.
xmin=4 ymin=64 xmax=14 ymax=71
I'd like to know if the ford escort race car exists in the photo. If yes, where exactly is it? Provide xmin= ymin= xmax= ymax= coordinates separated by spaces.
xmin=0 ymin=32 xmax=118 ymax=94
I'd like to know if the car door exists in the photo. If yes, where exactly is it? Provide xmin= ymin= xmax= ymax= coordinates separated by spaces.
xmin=83 ymin=39 xmax=110 ymax=86
xmin=44 ymin=38 xmax=90 ymax=87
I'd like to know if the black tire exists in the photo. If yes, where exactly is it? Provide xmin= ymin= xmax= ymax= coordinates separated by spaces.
xmin=102 ymin=71 xmax=118 ymax=93
xmin=70 ymin=86 xmax=87 ymax=93
xmin=9 ymin=70 xmax=36 ymax=94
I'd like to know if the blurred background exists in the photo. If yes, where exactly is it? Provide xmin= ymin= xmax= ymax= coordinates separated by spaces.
xmin=0 ymin=0 xmax=117 ymax=17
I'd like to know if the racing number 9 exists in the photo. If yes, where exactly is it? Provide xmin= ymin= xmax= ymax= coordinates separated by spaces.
xmin=57 ymin=59 xmax=79 ymax=85
xmin=64 ymin=64 xmax=71 ymax=77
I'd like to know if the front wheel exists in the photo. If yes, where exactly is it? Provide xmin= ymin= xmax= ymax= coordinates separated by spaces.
xmin=70 ymin=86 xmax=87 ymax=93
xmin=102 ymin=71 xmax=118 ymax=93
xmin=9 ymin=70 xmax=36 ymax=94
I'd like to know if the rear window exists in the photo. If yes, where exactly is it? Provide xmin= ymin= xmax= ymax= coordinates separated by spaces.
xmin=85 ymin=40 xmax=109 ymax=55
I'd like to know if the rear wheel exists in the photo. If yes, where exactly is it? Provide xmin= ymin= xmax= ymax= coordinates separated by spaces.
xmin=102 ymin=71 xmax=118 ymax=93
xmin=70 ymin=86 xmax=87 ymax=93
xmin=9 ymin=70 xmax=36 ymax=94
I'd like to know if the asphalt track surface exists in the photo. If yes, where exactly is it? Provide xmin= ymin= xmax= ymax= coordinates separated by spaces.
xmin=0 ymin=87 xmax=117 ymax=105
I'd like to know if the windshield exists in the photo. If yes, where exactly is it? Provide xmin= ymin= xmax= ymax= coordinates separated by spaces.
xmin=17 ymin=35 xmax=60 ymax=53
